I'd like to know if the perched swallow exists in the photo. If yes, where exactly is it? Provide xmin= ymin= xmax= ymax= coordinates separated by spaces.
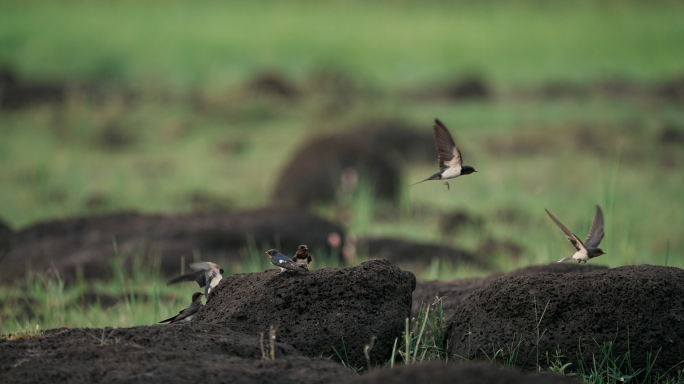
xmin=546 ymin=205 xmax=606 ymax=263
xmin=266 ymin=249 xmax=300 ymax=274
xmin=410 ymin=119 xmax=477 ymax=190
xmin=159 ymin=292 xmax=203 ymax=324
xmin=166 ymin=262 xmax=224 ymax=296
xmin=292 ymin=245 xmax=313 ymax=269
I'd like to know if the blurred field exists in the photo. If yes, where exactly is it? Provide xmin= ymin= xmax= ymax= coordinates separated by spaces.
xmin=1 ymin=0 xmax=683 ymax=335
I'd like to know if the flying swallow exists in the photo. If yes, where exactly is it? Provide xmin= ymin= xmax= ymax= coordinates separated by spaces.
xmin=266 ymin=249 xmax=300 ymax=274
xmin=410 ymin=118 xmax=477 ymax=190
xmin=159 ymin=292 xmax=203 ymax=324
xmin=292 ymin=245 xmax=313 ymax=269
xmin=166 ymin=262 xmax=224 ymax=296
xmin=546 ymin=205 xmax=606 ymax=263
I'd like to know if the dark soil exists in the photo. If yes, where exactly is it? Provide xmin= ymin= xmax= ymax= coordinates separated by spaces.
xmin=344 ymin=362 xmax=579 ymax=384
xmin=0 ymin=208 xmax=345 ymax=284
xmin=196 ymin=259 xmax=416 ymax=368
xmin=401 ymin=75 xmax=492 ymax=102
xmin=0 ymin=324 xmax=356 ymax=384
xmin=0 ymin=66 xmax=66 ymax=109
xmin=412 ymin=263 xmax=608 ymax=318
xmin=446 ymin=265 xmax=684 ymax=373
xmin=271 ymin=134 xmax=401 ymax=207
xmin=245 ymin=71 xmax=299 ymax=98
xmin=356 ymin=237 xmax=482 ymax=269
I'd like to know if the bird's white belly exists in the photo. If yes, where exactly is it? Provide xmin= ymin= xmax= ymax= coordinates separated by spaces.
xmin=572 ymin=250 xmax=589 ymax=261
xmin=441 ymin=167 xmax=462 ymax=180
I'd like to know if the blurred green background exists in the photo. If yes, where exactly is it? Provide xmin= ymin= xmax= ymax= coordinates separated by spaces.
xmin=1 ymin=0 xmax=683 ymax=333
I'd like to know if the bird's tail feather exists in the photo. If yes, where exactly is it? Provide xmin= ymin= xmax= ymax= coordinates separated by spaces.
xmin=556 ymin=256 xmax=573 ymax=263
xmin=408 ymin=178 xmax=431 ymax=187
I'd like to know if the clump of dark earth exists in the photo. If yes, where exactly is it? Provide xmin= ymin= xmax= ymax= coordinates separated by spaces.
xmin=439 ymin=210 xmax=483 ymax=236
xmin=443 ymin=75 xmax=491 ymax=100
xmin=658 ymin=125 xmax=684 ymax=146
xmin=446 ymin=265 xmax=684 ymax=373
xmin=356 ymin=237 xmax=482 ymax=270
xmin=0 ymin=324 xmax=356 ymax=384
xmin=0 ymin=208 xmax=345 ymax=284
xmin=412 ymin=263 xmax=608 ymax=318
xmin=245 ymin=71 xmax=299 ymax=98
xmin=97 ymin=122 xmax=137 ymax=150
xmin=402 ymin=75 xmax=491 ymax=102
xmin=196 ymin=259 xmax=416 ymax=368
xmin=0 ymin=66 xmax=66 ymax=109
xmin=343 ymin=362 xmax=579 ymax=384
xmin=0 ymin=217 xmax=11 ymax=256
xmin=654 ymin=75 xmax=684 ymax=104
xmin=271 ymin=133 xmax=401 ymax=206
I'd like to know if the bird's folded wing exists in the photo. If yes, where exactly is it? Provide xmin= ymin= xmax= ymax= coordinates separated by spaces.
xmin=158 ymin=308 xmax=184 ymax=323
xmin=584 ymin=205 xmax=605 ymax=248
xmin=434 ymin=119 xmax=463 ymax=171
xmin=545 ymin=209 xmax=586 ymax=251
xmin=170 ymin=304 xmax=200 ymax=323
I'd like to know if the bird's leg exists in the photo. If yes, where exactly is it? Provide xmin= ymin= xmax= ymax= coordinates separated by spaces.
xmin=444 ymin=181 xmax=450 ymax=190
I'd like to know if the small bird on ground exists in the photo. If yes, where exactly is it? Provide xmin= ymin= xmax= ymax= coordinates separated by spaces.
xmin=159 ymin=292 xmax=203 ymax=324
xmin=166 ymin=262 xmax=224 ymax=296
xmin=267 ymin=249 xmax=300 ymax=274
xmin=410 ymin=118 xmax=477 ymax=190
xmin=292 ymin=245 xmax=313 ymax=269
xmin=546 ymin=205 xmax=606 ymax=263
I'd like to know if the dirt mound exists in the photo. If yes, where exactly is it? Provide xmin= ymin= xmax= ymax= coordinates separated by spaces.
xmin=446 ymin=265 xmax=684 ymax=372
xmin=272 ymin=135 xmax=401 ymax=206
xmin=412 ymin=263 xmax=608 ymax=318
xmin=0 ymin=208 xmax=345 ymax=284
xmin=343 ymin=362 xmax=578 ymax=384
xmin=245 ymin=71 xmax=299 ymax=98
xmin=196 ymin=259 xmax=416 ymax=368
xmin=1 ymin=324 xmax=356 ymax=384
xmin=0 ymin=66 xmax=66 ymax=110
xmin=357 ymin=237 xmax=482 ymax=269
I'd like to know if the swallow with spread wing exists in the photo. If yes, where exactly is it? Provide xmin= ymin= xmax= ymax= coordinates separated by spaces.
xmin=166 ymin=262 xmax=224 ymax=296
xmin=546 ymin=205 xmax=606 ymax=263
xmin=410 ymin=118 xmax=477 ymax=190
xmin=159 ymin=292 xmax=203 ymax=324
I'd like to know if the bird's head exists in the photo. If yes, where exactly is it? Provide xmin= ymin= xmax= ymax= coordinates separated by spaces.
xmin=461 ymin=166 xmax=477 ymax=175
xmin=219 ymin=268 xmax=225 ymax=275
xmin=266 ymin=249 xmax=280 ymax=258
xmin=297 ymin=245 xmax=309 ymax=255
xmin=594 ymin=248 xmax=606 ymax=256
xmin=191 ymin=292 xmax=204 ymax=302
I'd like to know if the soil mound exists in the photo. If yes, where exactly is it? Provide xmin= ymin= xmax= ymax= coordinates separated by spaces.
xmin=357 ymin=237 xmax=481 ymax=269
xmin=446 ymin=265 xmax=684 ymax=372
xmin=272 ymin=120 xmax=434 ymax=207
xmin=0 ymin=66 xmax=66 ymax=110
xmin=412 ymin=263 xmax=608 ymax=318
xmin=1 ymin=324 xmax=355 ymax=384
xmin=343 ymin=362 xmax=579 ymax=384
xmin=0 ymin=208 xmax=345 ymax=284
xmin=271 ymin=134 xmax=401 ymax=206
xmin=196 ymin=259 xmax=416 ymax=368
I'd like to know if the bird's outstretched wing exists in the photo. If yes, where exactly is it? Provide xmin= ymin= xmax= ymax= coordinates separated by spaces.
xmin=434 ymin=119 xmax=463 ymax=172
xmin=190 ymin=262 xmax=220 ymax=271
xmin=166 ymin=271 xmax=206 ymax=288
xmin=584 ymin=205 xmax=605 ymax=248
xmin=545 ymin=209 xmax=586 ymax=252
